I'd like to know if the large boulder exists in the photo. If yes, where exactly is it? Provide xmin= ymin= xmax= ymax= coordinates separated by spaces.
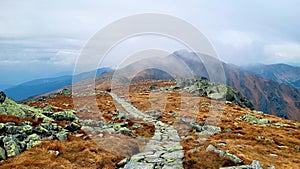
xmin=3 ymin=136 xmax=20 ymax=158
xmin=0 ymin=91 xmax=6 ymax=104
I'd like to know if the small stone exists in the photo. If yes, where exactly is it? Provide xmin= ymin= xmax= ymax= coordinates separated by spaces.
xmin=117 ymin=158 xmax=129 ymax=167
xmin=294 ymin=145 xmax=300 ymax=151
xmin=196 ymin=137 xmax=208 ymax=143
xmin=55 ymin=130 xmax=69 ymax=141
xmin=224 ymin=152 xmax=243 ymax=164
xmin=224 ymin=129 xmax=233 ymax=133
xmin=206 ymin=144 xmax=217 ymax=152
xmin=217 ymin=142 xmax=227 ymax=147
xmin=48 ymin=150 xmax=60 ymax=156
xmin=270 ymin=154 xmax=278 ymax=157
xmin=251 ymin=160 xmax=263 ymax=169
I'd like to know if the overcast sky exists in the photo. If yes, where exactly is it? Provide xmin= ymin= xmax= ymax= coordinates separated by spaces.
xmin=0 ymin=0 xmax=300 ymax=84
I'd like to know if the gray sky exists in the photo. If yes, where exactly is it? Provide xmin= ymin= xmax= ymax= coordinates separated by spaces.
xmin=0 ymin=0 xmax=300 ymax=84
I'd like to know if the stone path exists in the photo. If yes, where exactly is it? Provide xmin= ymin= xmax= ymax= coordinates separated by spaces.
xmin=109 ymin=93 xmax=184 ymax=169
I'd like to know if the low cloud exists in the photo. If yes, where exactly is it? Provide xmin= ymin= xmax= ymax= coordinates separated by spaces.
xmin=264 ymin=42 xmax=300 ymax=64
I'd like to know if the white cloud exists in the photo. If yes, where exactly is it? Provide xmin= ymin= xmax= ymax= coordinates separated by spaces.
xmin=54 ymin=49 xmax=79 ymax=65
xmin=215 ymin=30 xmax=261 ymax=48
xmin=264 ymin=42 xmax=300 ymax=63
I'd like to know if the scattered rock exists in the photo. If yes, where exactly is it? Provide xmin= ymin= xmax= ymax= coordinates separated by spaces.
xmin=52 ymin=110 xmax=77 ymax=121
xmin=239 ymin=114 xmax=270 ymax=125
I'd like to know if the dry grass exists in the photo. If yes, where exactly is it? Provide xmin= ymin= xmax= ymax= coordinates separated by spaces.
xmin=0 ymin=136 xmax=123 ymax=169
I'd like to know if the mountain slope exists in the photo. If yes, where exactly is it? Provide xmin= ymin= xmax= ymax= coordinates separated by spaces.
xmin=243 ymin=64 xmax=300 ymax=89
xmin=105 ymin=50 xmax=300 ymax=121
xmin=0 ymin=83 xmax=14 ymax=91
xmin=4 ymin=68 xmax=111 ymax=101
xmin=175 ymin=52 xmax=300 ymax=120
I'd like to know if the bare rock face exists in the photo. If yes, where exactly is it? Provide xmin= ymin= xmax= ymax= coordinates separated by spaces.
xmin=0 ymin=91 xmax=6 ymax=104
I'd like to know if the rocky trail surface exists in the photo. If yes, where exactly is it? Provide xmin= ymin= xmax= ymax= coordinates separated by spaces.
xmin=110 ymin=93 xmax=184 ymax=169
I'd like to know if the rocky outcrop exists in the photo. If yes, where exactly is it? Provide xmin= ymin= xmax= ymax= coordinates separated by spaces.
xmin=0 ymin=92 xmax=81 ymax=161
xmin=160 ymin=78 xmax=254 ymax=110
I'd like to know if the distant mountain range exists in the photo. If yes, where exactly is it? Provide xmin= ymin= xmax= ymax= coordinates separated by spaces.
xmin=4 ymin=68 xmax=111 ymax=101
xmin=0 ymin=84 xmax=14 ymax=91
xmin=242 ymin=64 xmax=300 ymax=89
xmin=5 ymin=50 xmax=300 ymax=121
xmin=100 ymin=50 xmax=299 ymax=121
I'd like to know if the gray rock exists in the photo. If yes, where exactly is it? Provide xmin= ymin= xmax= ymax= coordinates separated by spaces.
xmin=205 ymin=144 xmax=225 ymax=157
xmin=161 ymin=150 xmax=184 ymax=160
xmin=0 ymin=123 xmax=6 ymax=131
xmin=6 ymin=126 xmax=20 ymax=134
xmin=3 ymin=136 xmax=20 ymax=158
xmin=124 ymin=161 xmax=154 ymax=169
xmin=5 ymin=122 xmax=16 ymax=126
xmin=48 ymin=150 xmax=60 ymax=156
xmin=21 ymin=125 xmax=33 ymax=134
xmin=117 ymin=158 xmax=129 ymax=167
xmin=34 ymin=125 xmax=49 ymax=135
xmin=25 ymin=134 xmax=41 ymax=148
xmin=81 ymin=126 xmax=94 ymax=132
xmin=251 ymin=160 xmax=263 ymax=169
xmin=224 ymin=129 xmax=233 ymax=133
xmin=0 ymin=91 xmax=6 ymax=104
xmin=52 ymin=110 xmax=77 ymax=121
xmin=224 ymin=152 xmax=243 ymax=164
xmin=119 ymin=127 xmax=132 ymax=135
xmin=0 ymin=147 xmax=6 ymax=160
xmin=65 ymin=122 xmax=81 ymax=132
xmin=206 ymin=144 xmax=217 ymax=152
xmin=220 ymin=160 xmax=262 ymax=169
xmin=55 ymin=130 xmax=69 ymax=141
